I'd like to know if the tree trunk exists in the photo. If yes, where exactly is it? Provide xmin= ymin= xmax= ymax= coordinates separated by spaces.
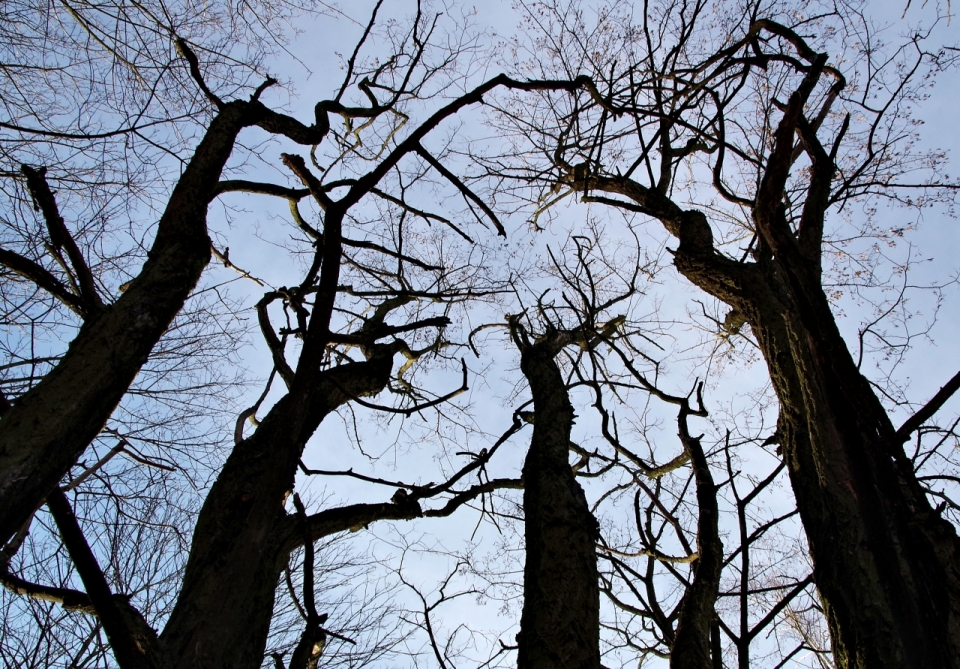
xmin=0 ymin=101 xmax=257 ymax=546
xmin=159 ymin=348 xmax=396 ymax=669
xmin=753 ymin=267 xmax=960 ymax=667
xmin=673 ymin=239 xmax=960 ymax=667
xmin=670 ymin=406 xmax=722 ymax=669
xmin=515 ymin=329 xmax=601 ymax=669
xmin=579 ymin=64 xmax=960 ymax=659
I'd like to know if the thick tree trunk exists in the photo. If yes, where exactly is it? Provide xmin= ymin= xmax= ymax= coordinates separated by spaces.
xmin=0 ymin=102 xmax=257 ymax=546
xmin=515 ymin=331 xmax=601 ymax=669
xmin=582 ymin=73 xmax=960 ymax=659
xmin=674 ymin=244 xmax=960 ymax=668
xmin=159 ymin=349 xmax=396 ymax=669
xmin=749 ymin=266 xmax=960 ymax=668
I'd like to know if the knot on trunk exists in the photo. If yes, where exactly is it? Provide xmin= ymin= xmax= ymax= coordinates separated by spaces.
xmin=677 ymin=211 xmax=714 ymax=256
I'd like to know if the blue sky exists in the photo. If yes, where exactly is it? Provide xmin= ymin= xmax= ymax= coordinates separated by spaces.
xmin=199 ymin=1 xmax=960 ymax=665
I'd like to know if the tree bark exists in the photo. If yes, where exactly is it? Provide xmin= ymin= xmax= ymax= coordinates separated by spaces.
xmin=731 ymin=259 xmax=960 ymax=668
xmin=576 ymin=70 xmax=960 ymax=662
xmin=670 ymin=404 xmax=722 ymax=669
xmin=665 ymin=220 xmax=960 ymax=666
xmin=514 ymin=327 xmax=601 ymax=669
xmin=647 ymin=201 xmax=960 ymax=667
xmin=159 ymin=347 xmax=396 ymax=669
xmin=0 ymin=101 xmax=258 ymax=547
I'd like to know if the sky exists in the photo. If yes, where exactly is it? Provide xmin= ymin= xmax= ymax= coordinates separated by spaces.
xmin=6 ymin=1 xmax=960 ymax=667
xmin=197 ymin=1 xmax=960 ymax=666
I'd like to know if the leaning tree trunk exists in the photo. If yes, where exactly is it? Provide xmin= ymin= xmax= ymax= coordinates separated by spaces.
xmin=0 ymin=80 xmax=339 ymax=547
xmin=513 ymin=325 xmax=601 ymax=669
xmin=577 ymin=53 xmax=960 ymax=661
xmin=0 ymin=102 xmax=258 ymax=547
xmin=736 ymin=256 xmax=960 ymax=668
xmin=159 ymin=347 xmax=397 ymax=669
xmin=669 ymin=220 xmax=960 ymax=667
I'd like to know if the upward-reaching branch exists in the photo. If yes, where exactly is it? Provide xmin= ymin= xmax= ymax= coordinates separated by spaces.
xmin=21 ymin=165 xmax=105 ymax=317
xmin=670 ymin=393 xmax=722 ymax=669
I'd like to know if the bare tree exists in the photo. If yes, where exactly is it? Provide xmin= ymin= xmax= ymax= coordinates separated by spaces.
xmin=0 ymin=0 xmax=330 ymax=546
xmin=490 ymin=0 xmax=960 ymax=665
xmin=5 ymin=2 xmax=960 ymax=669
xmin=508 ymin=316 xmax=602 ymax=669
xmin=0 ymin=3 xmax=616 ymax=668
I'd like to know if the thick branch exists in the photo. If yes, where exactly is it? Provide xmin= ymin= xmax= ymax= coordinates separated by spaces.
xmin=0 ymin=245 xmax=87 ymax=315
xmin=326 ymin=357 xmax=467 ymax=417
xmin=795 ymin=114 xmax=846 ymax=263
xmin=287 ymin=477 xmax=525 ymax=552
xmin=670 ymin=398 xmax=722 ymax=669
xmin=752 ymin=53 xmax=827 ymax=253
xmin=416 ymin=145 xmax=505 ymax=237
xmin=1 ymin=567 xmax=96 ymax=613
xmin=340 ymin=74 xmax=608 ymax=214
xmin=215 ymin=180 xmax=309 ymax=200
xmin=327 ymin=315 xmax=451 ymax=346
xmin=281 ymin=155 xmax=343 ymax=371
xmin=342 ymin=236 xmax=442 ymax=271
xmin=256 ymin=293 xmax=296 ymax=389
xmin=175 ymin=38 xmax=224 ymax=109
xmin=21 ymin=165 xmax=104 ymax=316
xmin=47 ymin=489 xmax=156 ymax=669
xmin=896 ymin=369 xmax=960 ymax=443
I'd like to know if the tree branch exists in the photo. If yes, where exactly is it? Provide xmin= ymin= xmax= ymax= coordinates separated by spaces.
xmin=752 ymin=53 xmax=827 ymax=253
xmin=0 ymin=246 xmax=87 ymax=316
xmin=896 ymin=369 xmax=960 ymax=443
xmin=669 ymin=395 xmax=723 ymax=668
xmin=47 ymin=489 xmax=156 ymax=669
xmin=326 ymin=358 xmax=468 ymax=416
xmin=256 ymin=293 xmax=296 ymax=389
xmin=0 ymin=567 xmax=96 ymax=613
xmin=175 ymin=38 xmax=224 ymax=109
xmin=215 ymin=180 xmax=309 ymax=200
xmin=416 ymin=145 xmax=505 ymax=237
xmin=21 ymin=165 xmax=104 ymax=316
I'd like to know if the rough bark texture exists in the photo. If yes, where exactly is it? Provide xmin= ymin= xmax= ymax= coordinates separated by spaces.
xmin=515 ymin=329 xmax=601 ymax=669
xmin=159 ymin=348 xmax=396 ymax=669
xmin=26 ymin=344 xmax=431 ymax=669
xmin=0 ymin=101 xmax=257 ymax=546
xmin=576 ymin=56 xmax=960 ymax=660
xmin=736 ymin=260 xmax=960 ymax=669
xmin=669 ymin=222 xmax=960 ymax=666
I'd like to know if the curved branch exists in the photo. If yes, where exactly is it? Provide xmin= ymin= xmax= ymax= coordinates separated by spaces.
xmin=0 ymin=246 xmax=86 ymax=316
